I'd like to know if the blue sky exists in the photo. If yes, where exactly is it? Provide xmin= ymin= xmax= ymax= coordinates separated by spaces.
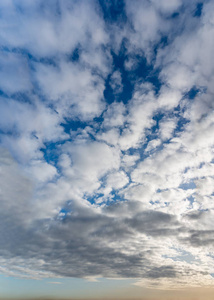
xmin=0 ymin=0 xmax=214 ymax=299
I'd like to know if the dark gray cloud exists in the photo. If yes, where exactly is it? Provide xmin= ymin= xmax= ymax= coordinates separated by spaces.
xmin=126 ymin=210 xmax=181 ymax=237
xmin=181 ymin=230 xmax=214 ymax=247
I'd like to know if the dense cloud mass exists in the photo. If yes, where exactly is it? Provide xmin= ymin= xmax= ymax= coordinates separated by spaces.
xmin=0 ymin=0 xmax=214 ymax=289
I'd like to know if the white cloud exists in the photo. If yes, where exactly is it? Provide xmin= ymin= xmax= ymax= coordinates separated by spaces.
xmin=0 ymin=52 xmax=31 ymax=94
xmin=102 ymin=102 xmax=126 ymax=128
xmin=109 ymin=70 xmax=123 ymax=94
xmin=0 ymin=0 xmax=108 ymax=57
xmin=118 ymin=83 xmax=157 ymax=150
xmin=158 ymin=117 xmax=177 ymax=141
xmin=106 ymin=171 xmax=129 ymax=190
xmin=34 ymin=60 xmax=106 ymax=121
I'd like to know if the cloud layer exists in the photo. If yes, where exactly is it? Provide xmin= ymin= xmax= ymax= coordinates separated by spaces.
xmin=0 ymin=0 xmax=214 ymax=289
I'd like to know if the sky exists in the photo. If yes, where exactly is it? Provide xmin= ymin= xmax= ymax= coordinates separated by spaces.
xmin=0 ymin=0 xmax=214 ymax=299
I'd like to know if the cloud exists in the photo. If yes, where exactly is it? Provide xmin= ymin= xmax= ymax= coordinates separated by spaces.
xmin=109 ymin=70 xmax=123 ymax=94
xmin=0 ymin=52 xmax=32 ymax=94
xmin=0 ymin=0 xmax=108 ymax=57
xmin=0 ymin=0 xmax=214 ymax=291
xmin=34 ymin=59 xmax=107 ymax=121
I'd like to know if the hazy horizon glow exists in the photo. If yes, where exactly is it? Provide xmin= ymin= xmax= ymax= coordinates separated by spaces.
xmin=0 ymin=0 xmax=214 ymax=299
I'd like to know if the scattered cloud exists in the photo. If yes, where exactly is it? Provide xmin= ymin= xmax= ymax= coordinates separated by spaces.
xmin=0 ymin=0 xmax=214 ymax=291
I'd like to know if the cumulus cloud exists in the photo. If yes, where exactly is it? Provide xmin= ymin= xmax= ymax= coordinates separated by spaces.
xmin=109 ymin=70 xmax=123 ymax=94
xmin=0 ymin=0 xmax=214 ymax=291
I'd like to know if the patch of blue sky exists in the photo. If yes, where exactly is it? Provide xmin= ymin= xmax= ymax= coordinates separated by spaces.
xmin=129 ymin=53 xmax=162 ymax=94
xmin=149 ymin=200 xmax=161 ymax=205
xmin=152 ymin=111 xmax=165 ymax=130
xmin=98 ymin=0 xmax=127 ymax=24
xmin=194 ymin=3 xmax=203 ymax=17
xmin=0 ymin=275 xmax=136 ymax=299
xmin=187 ymin=195 xmax=195 ymax=206
xmin=85 ymin=188 xmax=127 ymax=206
xmin=68 ymin=46 xmax=81 ymax=63
xmin=122 ymin=147 xmax=140 ymax=159
xmin=104 ymin=38 xmax=162 ymax=104
xmin=183 ymin=85 xmax=207 ymax=103
xmin=109 ymin=190 xmax=127 ymax=202
xmin=57 ymin=208 xmax=72 ymax=221
xmin=176 ymin=114 xmax=189 ymax=132
xmin=0 ymin=89 xmax=10 ymax=98
xmin=59 ymin=106 xmax=106 ymax=136
xmin=60 ymin=119 xmax=88 ymax=134
xmin=172 ymin=2 xmax=186 ymax=18
xmin=101 ymin=191 xmax=127 ymax=206
xmin=104 ymin=47 xmax=133 ymax=104
xmin=134 ymin=123 xmax=162 ymax=159
xmin=156 ymin=188 xmax=164 ymax=193
xmin=157 ymin=35 xmax=168 ymax=49
xmin=10 ymin=92 xmax=34 ymax=105
xmin=185 ymin=86 xmax=200 ymax=100
xmin=171 ymin=11 xmax=180 ymax=18
xmin=40 ymin=140 xmax=66 ymax=167
xmin=93 ymin=115 xmax=105 ymax=129
xmin=179 ymin=182 xmax=196 ymax=190
xmin=85 ymin=193 xmax=105 ymax=205
xmin=38 ymin=56 xmax=58 ymax=67
xmin=163 ymin=249 xmax=197 ymax=264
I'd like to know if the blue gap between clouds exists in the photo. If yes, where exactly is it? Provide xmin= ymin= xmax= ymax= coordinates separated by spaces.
xmin=185 ymin=85 xmax=200 ymax=99
xmin=61 ymin=119 xmax=87 ymax=134
xmin=163 ymin=250 xmax=196 ymax=264
xmin=98 ymin=0 xmax=127 ymax=24
xmin=58 ymin=208 xmax=71 ymax=220
xmin=104 ymin=39 xmax=162 ymax=105
xmin=171 ymin=12 xmax=180 ymax=18
xmin=40 ymin=141 xmax=65 ymax=166
xmin=172 ymin=84 xmax=201 ymax=131
xmin=104 ymin=44 xmax=133 ymax=105
xmin=86 ymin=190 xmax=126 ymax=206
xmin=83 ymin=170 xmax=128 ymax=206
xmin=68 ymin=46 xmax=81 ymax=63
xmin=153 ymin=35 xmax=168 ymax=57
xmin=173 ymin=85 xmax=202 ymax=132
xmin=194 ymin=3 xmax=203 ymax=17
xmin=137 ymin=83 xmax=200 ymax=160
